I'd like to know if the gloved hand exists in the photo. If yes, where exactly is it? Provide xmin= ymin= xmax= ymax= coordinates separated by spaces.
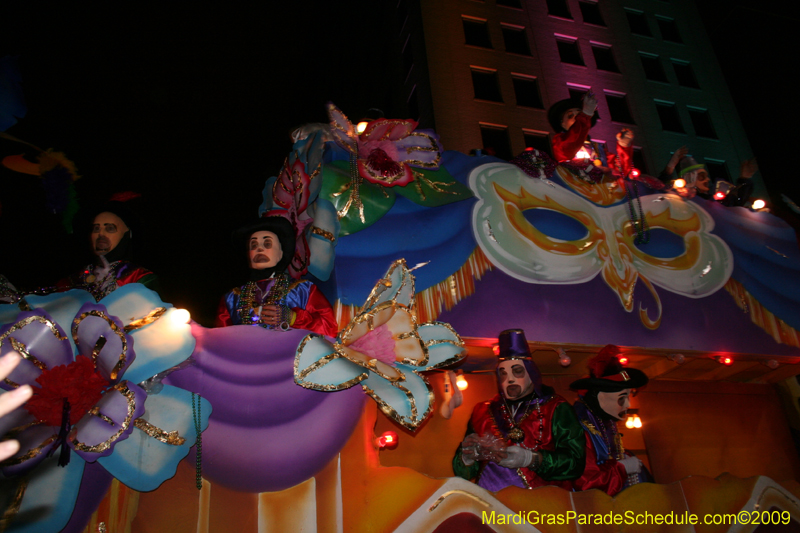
xmin=582 ymin=92 xmax=598 ymax=116
xmin=619 ymin=456 xmax=642 ymax=474
xmin=461 ymin=433 xmax=480 ymax=466
xmin=497 ymin=445 xmax=540 ymax=469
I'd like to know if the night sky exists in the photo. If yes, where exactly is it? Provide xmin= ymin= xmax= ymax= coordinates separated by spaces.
xmin=0 ymin=2 xmax=796 ymax=326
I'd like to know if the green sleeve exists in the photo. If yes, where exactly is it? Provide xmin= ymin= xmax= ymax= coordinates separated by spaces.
xmin=452 ymin=421 xmax=481 ymax=481
xmin=137 ymin=273 xmax=161 ymax=294
xmin=536 ymin=402 xmax=586 ymax=481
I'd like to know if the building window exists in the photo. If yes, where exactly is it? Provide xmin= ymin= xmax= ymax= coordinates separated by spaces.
xmin=625 ymin=9 xmax=652 ymax=37
xmin=655 ymin=100 xmax=684 ymax=133
xmin=463 ymin=17 xmax=493 ymax=48
xmin=672 ymin=60 xmax=699 ymax=88
xmin=640 ymin=53 xmax=668 ymax=82
xmin=547 ymin=0 xmax=572 ymax=19
xmin=556 ymin=37 xmax=584 ymax=66
xmin=567 ymin=84 xmax=590 ymax=102
xmin=523 ymin=130 xmax=552 ymax=156
xmin=471 ymin=67 xmax=503 ymax=102
xmin=496 ymin=0 xmax=522 ymax=8
xmin=579 ymin=1 xmax=605 ymax=26
xmin=688 ymin=107 xmax=717 ymax=139
xmin=605 ymin=92 xmax=635 ymax=124
xmin=502 ymin=25 xmax=531 ymax=55
xmin=512 ymin=75 xmax=543 ymax=108
xmin=480 ymin=123 xmax=513 ymax=160
xmin=633 ymin=147 xmax=649 ymax=174
xmin=592 ymin=44 xmax=619 ymax=72
xmin=704 ymin=159 xmax=730 ymax=182
xmin=657 ymin=16 xmax=682 ymax=43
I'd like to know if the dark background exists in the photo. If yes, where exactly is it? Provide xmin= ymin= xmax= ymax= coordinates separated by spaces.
xmin=0 ymin=2 xmax=796 ymax=325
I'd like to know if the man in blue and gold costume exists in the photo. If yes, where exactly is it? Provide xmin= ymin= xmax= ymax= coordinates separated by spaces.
xmin=570 ymin=344 xmax=652 ymax=495
xmin=453 ymin=329 xmax=585 ymax=491
xmin=216 ymin=214 xmax=337 ymax=336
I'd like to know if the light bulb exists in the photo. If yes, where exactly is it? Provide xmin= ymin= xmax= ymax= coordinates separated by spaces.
xmin=674 ymin=178 xmax=686 ymax=188
xmin=752 ymin=199 xmax=766 ymax=210
xmin=170 ymin=309 xmax=191 ymax=325
xmin=456 ymin=374 xmax=468 ymax=391
xmin=356 ymin=121 xmax=369 ymax=134
xmin=633 ymin=415 xmax=642 ymax=428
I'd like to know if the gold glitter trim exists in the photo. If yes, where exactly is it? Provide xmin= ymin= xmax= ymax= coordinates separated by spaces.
xmin=310 ymin=226 xmax=335 ymax=242
xmin=0 ymin=435 xmax=57 ymax=467
xmin=134 ymin=418 xmax=186 ymax=446
xmin=5 ymin=420 xmax=43 ymax=439
xmin=725 ymin=277 xmax=800 ymax=348
xmin=69 ymin=382 xmax=137 ymax=453
xmin=294 ymin=334 xmax=369 ymax=391
xmin=8 ymin=337 xmax=46 ymax=372
xmin=428 ymin=490 xmax=489 ymax=512
xmin=403 ymin=132 xmax=442 ymax=168
xmin=123 ymin=307 xmax=167 ymax=332
xmin=0 ymin=477 xmax=27 ymax=531
xmin=72 ymin=310 xmax=128 ymax=380
xmin=91 ymin=336 xmax=107 ymax=367
xmin=89 ymin=406 xmax=115 ymax=426
xmin=0 ymin=315 xmax=68 ymax=376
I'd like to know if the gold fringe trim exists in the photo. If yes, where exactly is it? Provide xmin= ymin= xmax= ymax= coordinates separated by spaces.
xmin=724 ymin=278 xmax=800 ymax=348
xmin=333 ymin=247 xmax=493 ymax=329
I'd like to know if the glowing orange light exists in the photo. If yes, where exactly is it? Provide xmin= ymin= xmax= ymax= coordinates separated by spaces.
xmin=630 ymin=168 xmax=641 ymax=178
xmin=456 ymin=372 xmax=469 ymax=391
xmin=574 ymin=147 xmax=591 ymax=160
xmin=632 ymin=415 xmax=642 ymax=428
xmin=717 ymin=356 xmax=733 ymax=366
xmin=714 ymin=191 xmax=726 ymax=200
xmin=356 ymin=121 xmax=369 ymax=134
xmin=618 ymin=356 xmax=629 ymax=366
xmin=625 ymin=416 xmax=635 ymax=429
xmin=525 ymin=147 xmax=534 ymax=151
xmin=752 ymin=199 xmax=766 ymax=210
xmin=492 ymin=345 xmax=500 ymax=356
xmin=674 ymin=178 xmax=686 ymax=188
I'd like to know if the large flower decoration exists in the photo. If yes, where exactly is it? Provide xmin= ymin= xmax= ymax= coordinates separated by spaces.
xmin=0 ymin=284 xmax=210 ymax=533
xmin=295 ymin=260 xmax=465 ymax=430
xmin=327 ymin=103 xmax=442 ymax=188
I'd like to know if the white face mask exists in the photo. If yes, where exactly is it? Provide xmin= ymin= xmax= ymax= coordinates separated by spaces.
xmin=497 ymin=360 xmax=533 ymax=400
xmin=91 ymin=212 xmax=128 ymax=256
xmin=597 ymin=389 xmax=631 ymax=420
xmin=248 ymin=231 xmax=283 ymax=269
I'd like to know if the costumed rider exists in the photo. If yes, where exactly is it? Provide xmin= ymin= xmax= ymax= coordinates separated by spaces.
xmin=215 ymin=214 xmax=338 ymax=337
xmin=59 ymin=201 xmax=158 ymax=300
xmin=453 ymin=329 xmax=585 ymax=491
xmin=548 ymin=92 xmax=634 ymax=178
xmin=570 ymin=344 xmax=652 ymax=496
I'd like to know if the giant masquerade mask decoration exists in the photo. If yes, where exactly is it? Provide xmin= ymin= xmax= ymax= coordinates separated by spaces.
xmin=470 ymin=162 xmax=733 ymax=329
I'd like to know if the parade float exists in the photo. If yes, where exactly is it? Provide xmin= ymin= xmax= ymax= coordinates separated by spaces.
xmin=1 ymin=101 xmax=800 ymax=532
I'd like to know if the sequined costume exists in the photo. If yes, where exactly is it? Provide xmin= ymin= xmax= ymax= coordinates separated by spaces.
xmin=215 ymin=275 xmax=338 ymax=337
xmin=573 ymin=400 xmax=652 ymax=495
xmin=58 ymin=261 xmax=158 ymax=301
xmin=452 ymin=389 xmax=585 ymax=491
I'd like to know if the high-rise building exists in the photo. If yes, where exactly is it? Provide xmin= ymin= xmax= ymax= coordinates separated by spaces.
xmin=394 ymin=0 xmax=764 ymax=196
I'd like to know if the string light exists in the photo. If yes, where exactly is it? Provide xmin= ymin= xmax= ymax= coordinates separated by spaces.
xmin=375 ymin=431 xmax=398 ymax=449
xmin=714 ymin=191 xmax=726 ymax=200
xmin=618 ymin=356 xmax=629 ymax=366
xmin=630 ymin=168 xmax=641 ymax=178
xmin=752 ymin=199 xmax=766 ymax=210
xmin=356 ymin=121 xmax=369 ymax=134
xmin=717 ymin=355 xmax=734 ymax=366
xmin=455 ymin=370 xmax=468 ymax=391
xmin=170 ymin=309 xmax=191 ymax=325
